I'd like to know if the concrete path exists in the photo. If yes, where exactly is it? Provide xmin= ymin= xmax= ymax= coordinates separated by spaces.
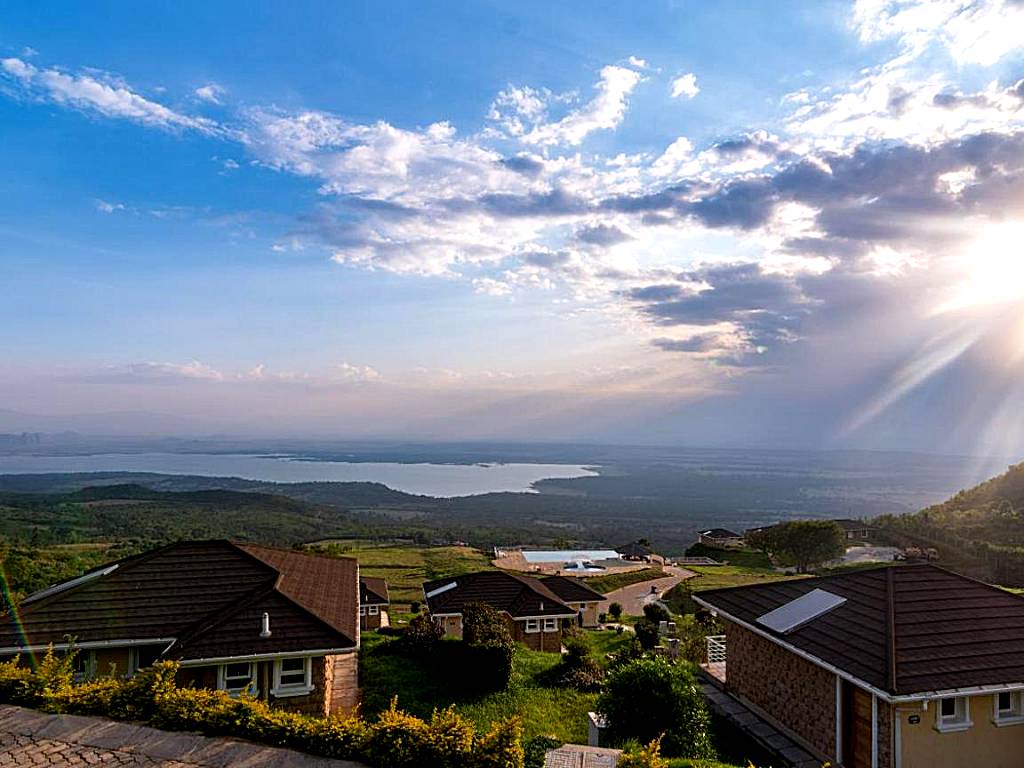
xmin=545 ymin=744 xmax=621 ymax=767
xmin=598 ymin=565 xmax=695 ymax=616
xmin=0 ymin=705 xmax=366 ymax=768
xmin=697 ymin=677 xmax=820 ymax=768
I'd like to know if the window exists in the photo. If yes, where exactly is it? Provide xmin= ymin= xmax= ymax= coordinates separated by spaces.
xmin=368 ymin=605 xmax=379 ymax=615
xmin=360 ymin=606 xmax=367 ymax=616
xmin=994 ymin=691 xmax=1024 ymax=725
xmin=128 ymin=645 xmax=163 ymax=676
xmin=542 ymin=618 xmax=557 ymax=632
xmin=218 ymin=662 xmax=256 ymax=697
xmin=73 ymin=650 xmax=96 ymax=681
xmin=525 ymin=618 xmax=540 ymax=633
xmin=272 ymin=657 xmax=313 ymax=697
xmin=935 ymin=696 xmax=971 ymax=732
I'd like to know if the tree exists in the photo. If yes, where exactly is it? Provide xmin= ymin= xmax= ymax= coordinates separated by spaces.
xmin=642 ymin=603 xmax=670 ymax=624
xmin=462 ymin=602 xmax=515 ymax=692
xmin=744 ymin=526 xmax=779 ymax=558
xmin=633 ymin=619 xmax=660 ymax=650
xmin=609 ymin=602 xmax=623 ymax=621
xmin=771 ymin=520 xmax=845 ymax=573
xmin=598 ymin=656 xmax=715 ymax=758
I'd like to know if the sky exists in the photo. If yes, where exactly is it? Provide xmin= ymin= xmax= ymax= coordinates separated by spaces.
xmin=2 ymin=0 xmax=1024 ymax=454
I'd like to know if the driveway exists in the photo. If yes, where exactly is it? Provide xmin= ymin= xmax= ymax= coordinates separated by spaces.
xmin=0 ymin=705 xmax=365 ymax=767
xmin=598 ymin=565 xmax=696 ymax=617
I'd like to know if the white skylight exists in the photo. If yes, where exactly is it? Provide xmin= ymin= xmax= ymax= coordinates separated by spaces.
xmin=755 ymin=588 xmax=846 ymax=634
xmin=22 ymin=564 xmax=119 ymax=605
xmin=425 ymin=581 xmax=457 ymax=599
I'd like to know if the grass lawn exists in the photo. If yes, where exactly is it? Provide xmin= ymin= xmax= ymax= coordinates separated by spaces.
xmin=359 ymin=632 xmax=597 ymax=743
xmin=312 ymin=544 xmax=494 ymax=605
xmin=685 ymin=563 xmax=797 ymax=593
xmin=583 ymin=567 xmax=665 ymax=594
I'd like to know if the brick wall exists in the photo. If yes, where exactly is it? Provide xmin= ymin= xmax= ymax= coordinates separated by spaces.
xmin=509 ymin=618 xmax=562 ymax=652
xmin=725 ymin=620 xmax=837 ymax=759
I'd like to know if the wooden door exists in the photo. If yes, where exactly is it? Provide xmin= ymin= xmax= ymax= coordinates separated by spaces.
xmin=841 ymin=681 xmax=873 ymax=768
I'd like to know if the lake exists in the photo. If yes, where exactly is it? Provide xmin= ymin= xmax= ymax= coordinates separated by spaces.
xmin=0 ymin=452 xmax=598 ymax=497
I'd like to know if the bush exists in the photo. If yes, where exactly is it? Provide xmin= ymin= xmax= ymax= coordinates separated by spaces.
xmin=634 ymin=619 xmax=660 ymax=651
xmin=597 ymin=656 xmax=714 ymax=759
xmin=608 ymin=603 xmax=623 ymax=621
xmin=523 ymin=736 xmax=561 ymax=768
xmin=401 ymin=613 xmax=445 ymax=656
xmin=462 ymin=603 xmax=515 ymax=693
xmin=642 ymin=603 xmax=670 ymax=625
xmin=410 ymin=601 xmax=422 ymax=614
xmin=0 ymin=649 xmax=525 ymax=768
xmin=617 ymin=737 xmax=668 ymax=768
xmin=553 ymin=628 xmax=604 ymax=692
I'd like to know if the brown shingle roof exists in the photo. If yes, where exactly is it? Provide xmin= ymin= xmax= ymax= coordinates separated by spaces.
xmin=697 ymin=564 xmax=1024 ymax=696
xmin=424 ymin=571 xmax=576 ymax=619
xmin=541 ymin=576 xmax=605 ymax=604
xmin=0 ymin=540 xmax=359 ymax=661
xmin=360 ymin=577 xmax=390 ymax=606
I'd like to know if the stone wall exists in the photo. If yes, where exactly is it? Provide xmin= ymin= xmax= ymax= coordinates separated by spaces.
xmin=724 ymin=620 xmax=837 ymax=759
xmin=324 ymin=653 xmax=359 ymax=716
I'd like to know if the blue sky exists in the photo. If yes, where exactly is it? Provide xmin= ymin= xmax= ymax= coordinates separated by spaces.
xmin=3 ymin=1 xmax=1024 ymax=453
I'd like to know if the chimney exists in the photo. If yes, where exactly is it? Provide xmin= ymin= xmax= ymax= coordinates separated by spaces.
xmin=260 ymin=612 xmax=272 ymax=638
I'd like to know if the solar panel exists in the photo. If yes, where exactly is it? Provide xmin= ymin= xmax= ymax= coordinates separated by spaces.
xmin=756 ymin=588 xmax=846 ymax=634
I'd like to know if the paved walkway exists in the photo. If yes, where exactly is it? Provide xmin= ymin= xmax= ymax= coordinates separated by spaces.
xmin=0 ymin=705 xmax=365 ymax=768
xmin=599 ymin=566 xmax=695 ymax=616
xmin=544 ymin=744 xmax=620 ymax=767
xmin=697 ymin=677 xmax=821 ymax=768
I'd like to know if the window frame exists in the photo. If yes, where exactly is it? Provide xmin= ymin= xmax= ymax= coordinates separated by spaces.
xmin=524 ymin=618 xmax=540 ymax=633
xmin=935 ymin=695 xmax=972 ymax=733
xmin=993 ymin=691 xmax=1024 ymax=726
xmin=542 ymin=617 xmax=557 ymax=632
xmin=368 ymin=604 xmax=379 ymax=615
xmin=271 ymin=656 xmax=313 ymax=697
xmin=217 ymin=661 xmax=257 ymax=697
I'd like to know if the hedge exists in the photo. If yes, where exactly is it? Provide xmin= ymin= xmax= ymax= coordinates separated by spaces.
xmin=0 ymin=650 xmax=523 ymax=768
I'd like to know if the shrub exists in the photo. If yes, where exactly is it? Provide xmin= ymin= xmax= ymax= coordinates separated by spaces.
xmin=597 ymin=656 xmax=714 ymax=759
xmin=633 ymin=619 xmax=660 ymax=651
xmin=617 ymin=737 xmax=668 ymax=768
xmin=410 ymin=601 xmax=422 ymax=614
xmin=401 ymin=613 xmax=445 ymax=656
xmin=523 ymin=736 xmax=561 ymax=768
xmin=608 ymin=602 xmax=623 ymax=621
xmin=0 ymin=651 xmax=525 ymax=768
xmin=642 ymin=603 xmax=670 ymax=625
xmin=462 ymin=603 xmax=515 ymax=693
xmin=554 ymin=628 xmax=604 ymax=692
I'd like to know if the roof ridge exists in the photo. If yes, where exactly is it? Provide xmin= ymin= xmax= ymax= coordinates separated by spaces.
xmin=233 ymin=540 xmax=359 ymax=566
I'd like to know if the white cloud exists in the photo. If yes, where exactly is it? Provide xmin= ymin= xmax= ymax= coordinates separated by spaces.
xmin=336 ymin=362 xmax=382 ymax=383
xmin=194 ymin=83 xmax=225 ymax=104
xmin=670 ymin=72 xmax=699 ymax=100
xmin=517 ymin=65 xmax=643 ymax=146
xmin=94 ymin=199 xmax=125 ymax=214
xmin=0 ymin=58 xmax=220 ymax=133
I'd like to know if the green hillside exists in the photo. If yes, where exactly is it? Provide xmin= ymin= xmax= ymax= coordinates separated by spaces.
xmin=875 ymin=460 xmax=1024 ymax=584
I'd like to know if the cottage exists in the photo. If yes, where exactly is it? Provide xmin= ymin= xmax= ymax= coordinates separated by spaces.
xmin=615 ymin=541 xmax=664 ymax=564
xmin=695 ymin=564 xmax=1024 ymax=768
xmin=834 ymin=518 xmax=874 ymax=542
xmin=359 ymin=576 xmax=390 ymax=630
xmin=0 ymin=540 xmax=360 ymax=717
xmin=423 ymin=571 xmax=577 ymax=651
xmin=540 ymin=575 xmax=605 ymax=627
xmin=698 ymin=528 xmax=745 ymax=549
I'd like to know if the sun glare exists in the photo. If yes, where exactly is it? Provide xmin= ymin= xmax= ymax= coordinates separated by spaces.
xmin=939 ymin=222 xmax=1024 ymax=313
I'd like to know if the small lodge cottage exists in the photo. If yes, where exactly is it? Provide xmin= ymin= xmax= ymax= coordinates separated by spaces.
xmin=0 ymin=540 xmax=361 ymax=716
xmin=423 ymin=570 xmax=590 ymax=651
xmin=359 ymin=576 xmax=390 ymax=630
xmin=696 ymin=564 xmax=1024 ymax=768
